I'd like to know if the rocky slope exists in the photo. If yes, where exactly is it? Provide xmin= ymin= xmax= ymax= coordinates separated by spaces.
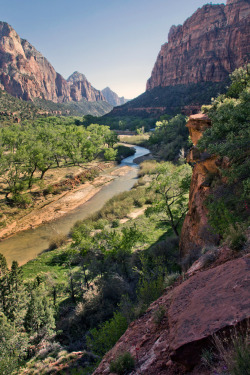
xmin=101 ymin=87 xmax=128 ymax=106
xmin=0 ymin=22 xmax=107 ymax=104
xmin=147 ymin=0 xmax=250 ymax=90
xmin=93 ymin=252 xmax=250 ymax=375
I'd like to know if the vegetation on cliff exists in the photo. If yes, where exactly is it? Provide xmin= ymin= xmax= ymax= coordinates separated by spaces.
xmin=198 ymin=65 xmax=250 ymax=241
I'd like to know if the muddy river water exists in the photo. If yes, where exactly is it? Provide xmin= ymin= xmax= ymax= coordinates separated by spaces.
xmin=0 ymin=146 xmax=150 ymax=266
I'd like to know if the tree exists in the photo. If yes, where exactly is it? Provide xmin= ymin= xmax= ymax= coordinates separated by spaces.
xmin=145 ymin=162 xmax=192 ymax=236
xmin=0 ymin=254 xmax=8 ymax=277
xmin=24 ymin=290 xmax=55 ymax=334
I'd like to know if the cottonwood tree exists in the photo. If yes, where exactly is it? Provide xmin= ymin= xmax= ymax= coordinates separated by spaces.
xmin=146 ymin=162 xmax=191 ymax=237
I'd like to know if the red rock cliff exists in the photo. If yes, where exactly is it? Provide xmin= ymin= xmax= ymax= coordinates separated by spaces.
xmin=179 ymin=114 xmax=221 ymax=259
xmin=147 ymin=0 xmax=250 ymax=90
xmin=0 ymin=23 xmax=105 ymax=103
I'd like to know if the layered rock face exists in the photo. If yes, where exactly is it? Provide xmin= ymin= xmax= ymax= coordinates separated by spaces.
xmin=67 ymin=71 xmax=105 ymax=102
xmin=93 ymin=254 xmax=250 ymax=374
xmin=101 ymin=87 xmax=128 ymax=106
xmin=147 ymin=0 xmax=250 ymax=90
xmin=179 ymin=114 xmax=220 ymax=258
xmin=0 ymin=23 xmax=106 ymax=103
xmin=0 ymin=22 xmax=70 ymax=102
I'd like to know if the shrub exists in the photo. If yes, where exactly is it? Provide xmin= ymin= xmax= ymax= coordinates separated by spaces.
xmin=153 ymin=306 xmax=166 ymax=326
xmin=112 ymin=219 xmax=120 ymax=228
xmin=43 ymin=185 xmax=54 ymax=196
xmin=225 ymin=224 xmax=247 ymax=251
xmin=12 ymin=193 xmax=32 ymax=208
xmin=104 ymin=148 xmax=118 ymax=161
xmin=109 ymin=352 xmax=135 ymax=375
xmin=164 ymin=273 xmax=179 ymax=287
xmin=86 ymin=312 xmax=128 ymax=356
xmin=211 ymin=326 xmax=250 ymax=375
xmin=48 ymin=234 xmax=68 ymax=250
xmin=138 ymin=160 xmax=157 ymax=177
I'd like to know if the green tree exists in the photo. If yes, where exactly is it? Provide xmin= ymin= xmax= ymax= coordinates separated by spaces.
xmin=24 ymin=290 xmax=55 ymax=334
xmin=146 ymin=162 xmax=192 ymax=236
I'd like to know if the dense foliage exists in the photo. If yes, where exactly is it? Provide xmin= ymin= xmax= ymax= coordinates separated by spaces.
xmin=145 ymin=162 xmax=192 ymax=236
xmin=148 ymin=114 xmax=190 ymax=161
xmin=0 ymin=157 xmax=189 ymax=373
xmin=0 ymin=119 xmax=117 ymax=205
xmin=198 ymin=65 xmax=250 ymax=238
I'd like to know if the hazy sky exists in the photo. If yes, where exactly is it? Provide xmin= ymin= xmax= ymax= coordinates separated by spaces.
xmin=1 ymin=0 xmax=226 ymax=98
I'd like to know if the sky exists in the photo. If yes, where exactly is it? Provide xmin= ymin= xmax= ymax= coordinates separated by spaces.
xmin=0 ymin=0 xmax=226 ymax=99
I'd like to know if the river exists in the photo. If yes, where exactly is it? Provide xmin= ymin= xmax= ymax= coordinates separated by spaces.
xmin=0 ymin=145 xmax=150 ymax=266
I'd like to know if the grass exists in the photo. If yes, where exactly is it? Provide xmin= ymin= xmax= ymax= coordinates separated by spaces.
xmin=119 ymin=133 xmax=150 ymax=145
xmin=21 ymin=245 xmax=81 ymax=285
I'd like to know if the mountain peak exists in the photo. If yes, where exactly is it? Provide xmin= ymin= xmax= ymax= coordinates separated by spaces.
xmin=101 ymin=87 xmax=129 ymax=107
xmin=67 ymin=71 xmax=87 ymax=83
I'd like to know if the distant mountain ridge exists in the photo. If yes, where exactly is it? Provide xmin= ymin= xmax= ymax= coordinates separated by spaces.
xmin=101 ymin=87 xmax=129 ymax=106
xmin=109 ymin=0 xmax=250 ymax=118
xmin=0 ymin=22 xmax=107 ymax=108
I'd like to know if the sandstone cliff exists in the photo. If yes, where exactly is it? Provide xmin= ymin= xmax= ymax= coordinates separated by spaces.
xmin=67 ymin=71 xmax=105 ymax=102
xmin=0 ymin=22 xmax=70 ymax=102
xmin=101 ymin=87 xmax=128 ymax=106
xmin=0 ymin=23 xmax=107 ymax=104
xmin=147 ymin=0 xmax=250 ymax=90
xmin=179 ymin=114 xmax=223 ymax=258
xmin=108 ymin=0 xmax=250 ymax=118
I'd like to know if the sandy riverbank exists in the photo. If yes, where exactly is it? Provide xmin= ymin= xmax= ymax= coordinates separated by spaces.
xmin=0 ymin=165 xmax=132 ymax=240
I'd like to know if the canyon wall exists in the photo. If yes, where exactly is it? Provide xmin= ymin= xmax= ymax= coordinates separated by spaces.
xmin=0 ymin=22 xmax=105 ymax=103
xmin=147 ymin=0 xmax=250 ymax=91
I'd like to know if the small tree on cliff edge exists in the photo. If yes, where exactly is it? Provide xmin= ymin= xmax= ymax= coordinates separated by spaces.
xmin=145 ymin=162 xmax=191 ymax=237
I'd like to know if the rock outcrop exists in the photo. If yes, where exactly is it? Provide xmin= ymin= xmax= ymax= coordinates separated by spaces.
xmin=147 ymin=0 xmax=250 ymax=90
xmin=93 ymin=254 xmax=250 ymax=374
xmin=101 ymin=87 xmax=128 ymax=106
xmin=0 ymin=23 xmax=107 ymax=103
xmin=179 ymin=114 xmax=221 ymax=258
xmin=67 ymin=71 xmax=105 ymax=102
xmin=168 ymin=256 xmax=250 ymax=368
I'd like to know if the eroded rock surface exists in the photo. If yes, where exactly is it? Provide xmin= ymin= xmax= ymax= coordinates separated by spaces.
xmin=93 ymin=255 xmax=250 ymax=374
xmin=168 ymin=255 xmax=250 ymax=368
xmin=180 ymin=114 xmax=220 ymax=258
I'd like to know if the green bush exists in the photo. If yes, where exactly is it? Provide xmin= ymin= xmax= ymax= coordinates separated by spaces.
xmin=86 ymin=312 xmax=128 ymax=356
xmin=48 ymin=234 xmax=68 ymax=250
xmin=153 ymin=306 xmax=166 ymax=326
xmin=109 ymin=352 xmax=135 ymax=375
xmin=212 ymin=327 xmax=250 ymax=375
xmin=225 ymin=224 xmax=247 ymax=251
xmin=104 ymin=148 xmax=118 ymax=161
xmin=12 ymin=193 xmax=32 ymax=208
